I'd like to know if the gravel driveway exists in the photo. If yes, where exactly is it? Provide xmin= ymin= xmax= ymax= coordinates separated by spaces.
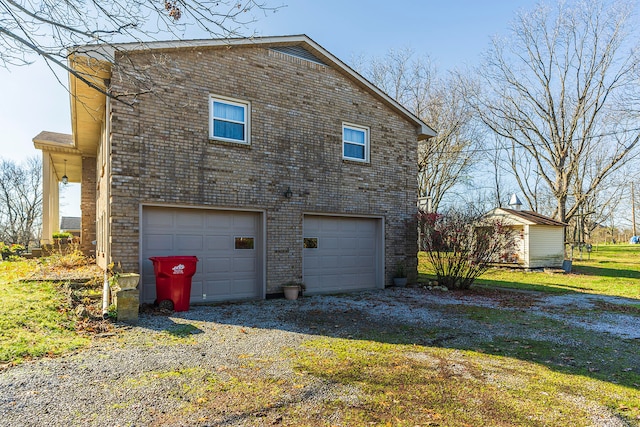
xmin=1 ymin=287 xmax=638 ymax=426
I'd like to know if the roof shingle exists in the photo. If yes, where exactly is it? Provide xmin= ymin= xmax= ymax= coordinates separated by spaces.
xmin=498 ymin=208 xmax=567 ymax=226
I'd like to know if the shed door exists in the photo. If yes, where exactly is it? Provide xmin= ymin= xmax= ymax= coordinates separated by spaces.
xmin=303 ymin=215 xmax=382 ymax=293
xmin=141 ymin=207 xmax=262 ymax=304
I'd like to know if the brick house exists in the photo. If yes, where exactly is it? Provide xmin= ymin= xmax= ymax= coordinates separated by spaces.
xmin=34 ymin=35 xmax=435 ymax=303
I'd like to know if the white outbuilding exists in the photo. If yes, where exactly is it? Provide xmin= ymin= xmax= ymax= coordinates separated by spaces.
xmin=485 ymin=207 xmax=567 ymax=269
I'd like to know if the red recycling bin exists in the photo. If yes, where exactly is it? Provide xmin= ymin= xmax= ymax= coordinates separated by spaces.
xmin=149 ymin=256 xmax=199 ymax=312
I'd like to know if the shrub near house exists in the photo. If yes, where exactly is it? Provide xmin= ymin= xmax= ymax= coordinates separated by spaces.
xmin=1 ymin=243 xmax=25 ymax=260
xmin=418 ymin=209 xmax=516 ymax=289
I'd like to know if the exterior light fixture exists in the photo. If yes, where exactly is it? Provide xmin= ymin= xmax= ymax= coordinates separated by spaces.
xmin=284 ymin=186 xmax=293 ymax=199
xmin=62 ymin=159 xmax=68 ymax=185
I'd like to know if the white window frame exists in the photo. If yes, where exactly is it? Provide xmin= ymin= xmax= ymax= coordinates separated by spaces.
xmin=342 ymin=123 xmax=370 ymax=163
xmin=209 ymin=95 xmax=250 ymax=145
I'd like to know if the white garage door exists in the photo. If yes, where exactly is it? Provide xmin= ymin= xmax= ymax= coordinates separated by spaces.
xmin=141 ymin=207 xmax=262 ymax=304
xmin=303 ymin=215 xmax=382 ymax=293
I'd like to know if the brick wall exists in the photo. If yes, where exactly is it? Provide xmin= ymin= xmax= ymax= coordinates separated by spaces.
xmin=80 ymin=156 xmax=96 ymax=256
xmin=107 ymin=44 xmax=420 ymax=292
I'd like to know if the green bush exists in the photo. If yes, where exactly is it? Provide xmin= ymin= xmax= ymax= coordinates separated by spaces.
xmin=52 ymin=232 xmax=73 ymax=239
xmin=1 ymin=242 xmax=26 ymax=259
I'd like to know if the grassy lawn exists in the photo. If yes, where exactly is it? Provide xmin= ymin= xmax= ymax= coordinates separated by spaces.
xmin=419 ymin=243 xmax=640 ymax=299
xmin=0 ymin=260 xmax=90 ymax=365
xmin=287 ymin=337 xmax=640 ymax=426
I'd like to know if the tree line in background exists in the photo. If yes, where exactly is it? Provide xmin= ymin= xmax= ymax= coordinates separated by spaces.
xmin=355 ymin=0 xmax=640 ymax=243
xmin=1 ymin=0 xmax=639 ymax=247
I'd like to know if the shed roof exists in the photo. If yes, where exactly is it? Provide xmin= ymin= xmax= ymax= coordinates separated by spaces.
xmin=493 ymin=208 xmax=567 ymax=227
xmin=60 ymin=216 xmax=81 ymax=230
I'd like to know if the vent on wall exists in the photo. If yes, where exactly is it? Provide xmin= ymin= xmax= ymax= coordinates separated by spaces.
xmin=269 ymin=45 xmax=328 ymax=66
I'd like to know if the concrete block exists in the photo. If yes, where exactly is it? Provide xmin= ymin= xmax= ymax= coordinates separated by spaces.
xmin=114 ymin=289 xmax=139 ymax=324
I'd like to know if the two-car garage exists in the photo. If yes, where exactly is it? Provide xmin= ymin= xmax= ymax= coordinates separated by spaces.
xmin=140 ymin=206 xmax=383 ymax=304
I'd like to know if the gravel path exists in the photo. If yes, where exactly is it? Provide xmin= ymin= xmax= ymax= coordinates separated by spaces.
xmin=1 ymin=287 xmax=638 ymax=426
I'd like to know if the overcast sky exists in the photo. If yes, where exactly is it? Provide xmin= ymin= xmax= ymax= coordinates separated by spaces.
xmin=0 ymin=0 xmax=539 ymax=215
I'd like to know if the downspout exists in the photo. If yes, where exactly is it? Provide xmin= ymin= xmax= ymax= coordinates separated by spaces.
xmin=101 ymin=88 xmax=113 ymax=317
xmin=102 ymin=271 xmax=110 ymax=317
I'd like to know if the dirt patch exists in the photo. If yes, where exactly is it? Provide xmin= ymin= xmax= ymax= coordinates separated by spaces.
xmin=453 ymin=286 xmax=543 ymax=308
xmin=594 ymin=300 xmax=640 ymax=316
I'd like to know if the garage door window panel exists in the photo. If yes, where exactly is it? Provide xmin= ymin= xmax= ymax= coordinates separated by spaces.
xmin=235 ymin=237 xmax=255 ymax=250
xmin=304 ymin=238 xmax=318 ymax=249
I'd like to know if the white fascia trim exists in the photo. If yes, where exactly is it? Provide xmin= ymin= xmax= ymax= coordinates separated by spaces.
xmin=72 ymin=35 xmax=311 ymax=62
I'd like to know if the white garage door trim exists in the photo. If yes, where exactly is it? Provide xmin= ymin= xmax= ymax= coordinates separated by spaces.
xmin=303 ymin=214 xmax=384 ymax=294
xmin=140 ymin=204 xmax=265 ymax=304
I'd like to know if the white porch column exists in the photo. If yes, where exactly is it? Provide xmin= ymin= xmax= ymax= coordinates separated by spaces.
xmin=41 ymin=152 xmax=60 ymax=245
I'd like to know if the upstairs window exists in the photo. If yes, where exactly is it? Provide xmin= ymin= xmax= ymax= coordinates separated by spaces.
xmin=342 ymin=123 xmax=369 ymax=162
xmin=210 ymin=96 xmax=250 ymax=144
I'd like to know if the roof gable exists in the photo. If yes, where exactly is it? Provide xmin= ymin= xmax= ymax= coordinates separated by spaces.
xmin=269 ymin=45 xmax=327 ymax=66
xmin=491 ymin=208 xmax=567 ymax=227
xmin=69 ymin=35 xmax=436 ymax=154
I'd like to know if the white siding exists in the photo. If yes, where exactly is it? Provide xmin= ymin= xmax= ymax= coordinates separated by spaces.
xmin=515 ymin=225 xmax=528 ymax=265
xmin=527 ymin=226 xmax=564 ymax=268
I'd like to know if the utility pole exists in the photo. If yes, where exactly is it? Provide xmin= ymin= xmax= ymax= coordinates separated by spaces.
xmin=632 ymin=182 xmax=637 ymax=237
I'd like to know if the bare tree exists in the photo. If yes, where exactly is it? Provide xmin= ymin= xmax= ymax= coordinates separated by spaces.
xmin=359 ymin=49 xmax=479 ymax=212
xmin=468 ymin=0 xmax=640 ymax=224
xmin=0 ymin=157 xmax=42 ymax=247
xmin=418 ymin=78 xmax=479 ymax=211
xmin=0 ymin=1 xmax=281 ymax=100
xmin=366 ymin=48 xmax=433 ymax=119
